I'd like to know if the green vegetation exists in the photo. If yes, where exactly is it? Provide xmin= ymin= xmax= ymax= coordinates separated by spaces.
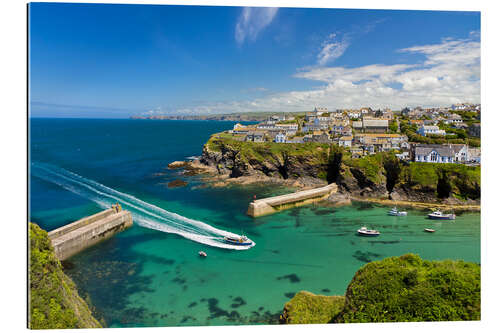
xmin=29 ymin=223 xmax=102 ymax=329
xmin=400 ymin=119 xmax=480 ymax=147
xmin=281 ymin=292 xmax=345 ymax=324
xmin=335 ymin=254 xmax=480 ymax=322
xmin=343 ymin=152 xmax=386 ymax=185
xmin=450 ymin=110 xmax=480 ymax=124
xmin=282 ymin=254 xmax=480 ymax=324
xmin=389 ymin=120 xmax=398 ymax=133
xmin=206 ymin=133 xmax=330 ymax=164
xmin=401 ymin=162 xmax=480 ymax=200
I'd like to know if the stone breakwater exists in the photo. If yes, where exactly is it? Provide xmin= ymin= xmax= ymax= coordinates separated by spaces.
xmin=48 ymin=206 xmax=133 ymax=261
xmin=247 ymin=183 xmax=338 ymax=217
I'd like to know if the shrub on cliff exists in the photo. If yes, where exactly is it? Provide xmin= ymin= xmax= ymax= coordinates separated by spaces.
xmin=281 ymin=291 xmax=345 ymax=324
xmin=400 ymin=163 xmax=480 ymax=200
xmin=29 ymin=223 xmax=102 ymax=329
xmin=334 ymin=254 xmax=480 ymax=323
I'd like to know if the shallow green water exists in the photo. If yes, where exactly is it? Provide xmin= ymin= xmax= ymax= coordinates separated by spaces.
xmin=29 ymin=119 xmax=480 ymax=327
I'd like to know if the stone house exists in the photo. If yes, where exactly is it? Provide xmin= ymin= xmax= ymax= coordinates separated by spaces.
xmin=245 ymin=131 xmax=266 ymax=142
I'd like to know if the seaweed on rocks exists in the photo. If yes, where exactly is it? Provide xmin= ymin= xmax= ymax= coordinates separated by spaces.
xmin=277 ymin=274 xmax=301 ymax=283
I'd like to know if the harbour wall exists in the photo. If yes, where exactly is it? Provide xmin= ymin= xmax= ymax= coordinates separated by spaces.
xmin=48 ymin=206 xmax=133 ymax=261
xmin=247 ymin=183 xmax=338 ymax=217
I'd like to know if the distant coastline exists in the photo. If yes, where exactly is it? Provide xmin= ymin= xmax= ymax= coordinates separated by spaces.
xmin=130 ymin=111 xmax=307 ymax=122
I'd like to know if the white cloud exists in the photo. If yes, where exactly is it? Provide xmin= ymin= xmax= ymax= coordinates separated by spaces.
xmin=317 ymin=33 xmax=350 ymax=65
xmin=162 ymin=34 xmax=480 ymax=114
xmin=235 ymin=7 xmax=279 ymax=45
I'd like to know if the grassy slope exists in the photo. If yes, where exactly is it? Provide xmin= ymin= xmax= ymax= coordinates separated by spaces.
xmin=206 ymin=133 xmax=330 ymax=170
xmin=29 ymin=223 xmax=102 ymax=329
xmin=282 ymin=254 xmax=480 ymax=324
xmin=336 ymin=254 xmax=480 ymax=322
xmin=282 ymin=292 xmax=345 ymax=324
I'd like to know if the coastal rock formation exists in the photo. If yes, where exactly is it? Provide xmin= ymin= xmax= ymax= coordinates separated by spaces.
xmin=167 ymin=179 xmax=188 ymax=188
xmin=176 ymin=133 xmax=480 ymax=206
xmin=167 ymin=161 xmax=188 ymax=169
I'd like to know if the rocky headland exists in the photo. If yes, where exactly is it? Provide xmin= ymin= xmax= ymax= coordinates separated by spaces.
xmin=169 ymin=133 xmax=480 ymax=210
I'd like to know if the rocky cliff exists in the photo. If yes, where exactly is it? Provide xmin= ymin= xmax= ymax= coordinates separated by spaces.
xmin=194 ymin=134 xmax=480 ymax=205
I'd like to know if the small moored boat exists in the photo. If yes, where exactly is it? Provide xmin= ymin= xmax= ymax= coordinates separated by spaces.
xmin=223 ymin=235 xmax=253 ymax=246
xmin=388 ymin=207 xmax=407 ymax=216
xmin=424 ymin=228 xmax=436 ymax=233
xmin=198 ymin=251 xmax=207 ymax=257
xmin=357 ymin=227 xmax=380 ymax=237
xmin=427 ymin=210 xmax=455 ymax=220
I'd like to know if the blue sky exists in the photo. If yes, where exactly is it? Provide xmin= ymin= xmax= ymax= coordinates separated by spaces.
xmin=29 ymin=3 xmax=480 ymax=118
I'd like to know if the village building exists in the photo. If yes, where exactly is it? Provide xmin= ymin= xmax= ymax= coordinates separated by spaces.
xmin=353 ymin=133 xmax=409 ymax=151
xmin=245 ymin=131 xmax=266 ymax=143
xmin=444 ymin=113 xmax=463 ymax=125
xmin=412 ymin=144 xmax=469 ymax=163
xmin=353 ymin=118 xmax=389 ymax=133
xmin=417 ymin=125 xmax=446 ymax=136
xmin=350 ymin=146 xmax=364 ymax=158
xmin=338 ymin=136 xmax=353 ymax=148
xmin=274 ymin=132 xmax=286 ymax=143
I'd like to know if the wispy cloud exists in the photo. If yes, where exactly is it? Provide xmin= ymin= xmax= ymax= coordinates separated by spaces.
xmin=315 ymin=20 xmax=386 ymax=66
xmin=158 ymin=33 xmax=480 ymax=115
xmin=235 ymin=7 xmax=279 ymax=45
xmin=317 ymin=32 xmax=350 ymax=66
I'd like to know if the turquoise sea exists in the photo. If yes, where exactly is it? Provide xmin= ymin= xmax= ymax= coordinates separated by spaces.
xmin=29 ymin=118 xmax=480 ymax=327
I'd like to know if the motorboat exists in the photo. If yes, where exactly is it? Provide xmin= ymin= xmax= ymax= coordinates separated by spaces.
xmin=357 ymin=227 xmax=380 ymax=237
xmin=198 ymin=251 xmax=207 ymax=257
xmin=424 ymin=228 xmax=436 ymax=233
xmin=427 ymin=210 xmax=455 ymax=220
xmin=223 ymin=235 xmax=254 ymax=246
xmin=388 ymin=207 xmax=407 ymax=216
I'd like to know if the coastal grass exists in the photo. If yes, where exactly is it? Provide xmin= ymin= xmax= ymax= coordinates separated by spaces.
xmin=282 ymin=254 xmax=480 ymax=324
xmin=335 ymin=254 xmax=481 ymax=323
xmin=282 ymin=292 xmax=345 ymax=324
xmin=207 ymin=133 xmax=330 ymax=164
xmin=29 ymin=223 xmax=102 ymax=329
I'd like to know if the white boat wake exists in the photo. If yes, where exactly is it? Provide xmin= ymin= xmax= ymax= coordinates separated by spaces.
xmin=31 ymin=162 xmax=255 ymax=250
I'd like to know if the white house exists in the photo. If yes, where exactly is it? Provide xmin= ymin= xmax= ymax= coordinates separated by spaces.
xmin=417 ymin=125 xmax=446 ymax=136
xmin=274 ymin=132 xmax=286 ymax=143
xmin=413 ymin=144 xmax=468 ymax=163
xmin=338 ymin=136 xmax=353 ymax=148
xmin=414 ymin=145 xmax=455 ymax=163
xmin=444 ymin=113 xmax=463 ymax=125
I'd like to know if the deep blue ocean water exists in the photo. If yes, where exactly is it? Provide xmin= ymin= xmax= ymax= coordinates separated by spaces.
xmin=29 ymin=118 xmax=480 ymax=327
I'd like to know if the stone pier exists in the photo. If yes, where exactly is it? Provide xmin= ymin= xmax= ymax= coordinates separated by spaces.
xmin=247 ymin=183 xmax=338 ymax=217
xmin=48 ymin=205 xmax=133 ymax=261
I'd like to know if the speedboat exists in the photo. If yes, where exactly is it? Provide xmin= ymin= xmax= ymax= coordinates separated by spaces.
xmin=388 ymin=207 xmax=407 ymax=216
xmin=223 ymin=235 xmax=253 ymax=246
xmin=424 ymin=228 xmax=436 ymax=233
xmin=357 ymin=227 xmax=380 ymax=237
xmin=427 ymin=210 xmax=455 ymax=220
xmin=198 ymin=251 xmax=207 ymax=257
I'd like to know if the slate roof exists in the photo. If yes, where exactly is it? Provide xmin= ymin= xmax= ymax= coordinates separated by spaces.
xmin=414 ymin=144 xmax=456 ymax=158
